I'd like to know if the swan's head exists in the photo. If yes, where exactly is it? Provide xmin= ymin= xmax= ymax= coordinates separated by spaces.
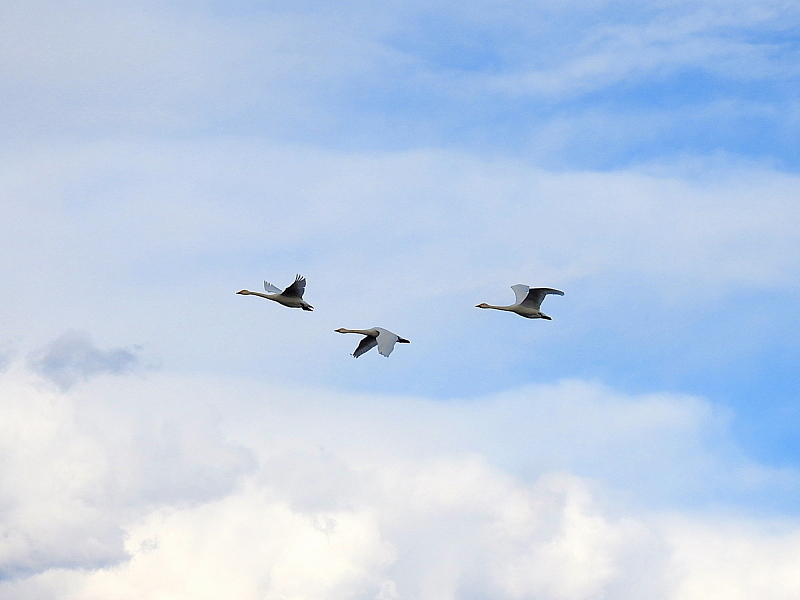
xmin=475 ymin=303 xmax=490 ymax=309
xmin=236 ymin=290 xmax=250 ymax=295
xmin=334 ymin=328 xmax=348 ymax=333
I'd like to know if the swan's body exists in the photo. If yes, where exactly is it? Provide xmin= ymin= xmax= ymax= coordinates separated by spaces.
xmin=237 ymin=274 xmax=313 ymax=311
xmin=335 ymin=327 xmax=410 ymax=358
xmin=476 ymin=285 xmax=563 ymax=319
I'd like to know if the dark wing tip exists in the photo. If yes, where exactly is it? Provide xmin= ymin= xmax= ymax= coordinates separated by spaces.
xmin=282 ymin=274 xmax=307 ymax=298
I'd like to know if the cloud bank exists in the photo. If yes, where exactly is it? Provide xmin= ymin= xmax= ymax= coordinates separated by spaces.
xmin=0 ymin=356 xmax=798 ymax=599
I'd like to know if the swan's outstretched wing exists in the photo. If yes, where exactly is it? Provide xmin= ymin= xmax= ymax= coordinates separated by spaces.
xmin=374 ymin=328 xmax=400 ymax=357
xmin=263 ymin=280 xmax=282 ymax=294
xmin=352 ymin=335 xmax=378 ymax=358
xmin=511 ymin=284 xmax=530 ymax=306
xmin=282 ymin=274 xmax=306 ymax=298
xmin=522 ymin=287 xmax=564 ymax=309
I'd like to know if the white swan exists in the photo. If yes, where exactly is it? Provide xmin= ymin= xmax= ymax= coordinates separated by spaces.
xmin=476 ymin=285 xmax=564 ymax=319
xmin=237 ymin=274 xmax=313 ymax=311
xmin=335 ymin=327 xmax=410 ymax=358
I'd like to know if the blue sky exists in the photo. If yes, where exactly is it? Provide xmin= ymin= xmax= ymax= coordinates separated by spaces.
xmin=2 ymin=0 xmax=800 ymax=598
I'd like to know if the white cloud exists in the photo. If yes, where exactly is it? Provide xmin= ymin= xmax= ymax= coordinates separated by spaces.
xmin=0 ymin=362 xmax=254 ymax=580
xmin=667 ymin=516 xmax=800 ymax=600
xmin=6 ymin=140 xmax=798 ymax=296
xmin=1 ymin=139 xmax=798 ymax=395
xmin=0 ymin=359 xmax=798 ymax=598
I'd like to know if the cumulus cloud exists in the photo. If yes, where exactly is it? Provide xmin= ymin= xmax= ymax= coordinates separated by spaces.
xmin=0 ymin=466 xmax=660 ymax=600
xmin=0 ymin=362 xmax=254 ymax=580
xmin=28 ymin=330 xmax=143 ymax=391
xmin=0 ymin=363 xmax=797 ymax=598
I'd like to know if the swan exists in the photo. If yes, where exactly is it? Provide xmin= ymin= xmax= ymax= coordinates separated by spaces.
xmin=335 ymin=327 xmax=410 ymax=358
xmin=236 ymin=274 xmax=313 ymax=311
xmin=476 ymin=285 xmax=564 ymax=319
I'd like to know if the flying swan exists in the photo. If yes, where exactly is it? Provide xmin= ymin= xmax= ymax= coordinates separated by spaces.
xmin=335 ymin=327 xmax=410 ymax=358
xmin=236 ymin=274 xmax=313 ymax=311
xmin=476 ymin=285 xmax=564 ymax=319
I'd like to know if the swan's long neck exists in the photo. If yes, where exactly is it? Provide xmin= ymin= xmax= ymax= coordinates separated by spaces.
xmin=248 ymin=291 xmax=275 ymax=299
xmin=483 ymin=304 xmax=514 ymax=311
xmin=337 ymin=328 xmax=376 ymax=335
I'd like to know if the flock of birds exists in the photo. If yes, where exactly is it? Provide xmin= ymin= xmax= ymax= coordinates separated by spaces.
xmin=237 ymin=275 xmax=564 ymax=358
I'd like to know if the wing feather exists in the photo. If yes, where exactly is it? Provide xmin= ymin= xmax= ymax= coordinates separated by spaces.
xmin=282 ymin=274 xmax=306 ymax=298
xmin=521 ymin=287 xmax=564 ymax=309
xmin=352 ymin=335 xmax=378 ymax=358
xmin=374 ymin=328 xmax=400 ymax=357
xmin=263 ymin=280 xmax=282 ymax=294
xmin=511 ymin=284 xmax=530 ymax=306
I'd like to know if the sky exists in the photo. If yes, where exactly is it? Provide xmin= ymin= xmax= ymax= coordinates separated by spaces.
xmin=1 ymin=0 xmax=800 ymax=598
